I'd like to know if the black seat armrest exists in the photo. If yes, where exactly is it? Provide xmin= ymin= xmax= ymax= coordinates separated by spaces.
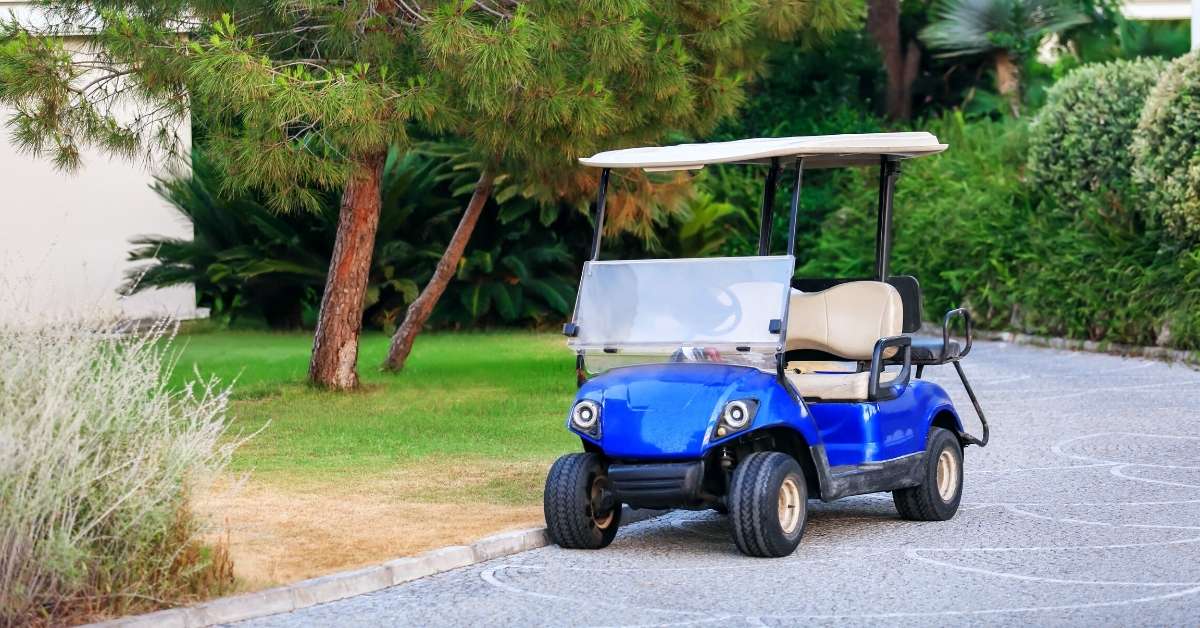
xmin=942 ymin=308 xmax=973 ymax=360
xmin=909 ymin=337 xmax=960 ymax=363
xmin=868 ymin=335 xmax=912 ymax=401
xmin=901 ymin=308 xmax=974 ymax=366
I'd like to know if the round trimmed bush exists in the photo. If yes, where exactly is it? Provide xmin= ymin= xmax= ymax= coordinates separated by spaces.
xmin=1133 ymin=51 xmax=1200 ymax=241
xmin=1028 ymin=57 xmax=1166 ymax=216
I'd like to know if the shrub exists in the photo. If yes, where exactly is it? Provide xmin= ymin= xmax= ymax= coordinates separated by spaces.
xmin=1133 ymin=51 xmax=1200 ymax=241
xmin=1028 ymin=57 xmax=1166 ymax=216
xmin=0 ymin=316 xmax=238 ymax=624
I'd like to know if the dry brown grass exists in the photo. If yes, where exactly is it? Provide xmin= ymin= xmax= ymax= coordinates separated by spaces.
xmin=196 ymin=458 xmax=552 ymax=588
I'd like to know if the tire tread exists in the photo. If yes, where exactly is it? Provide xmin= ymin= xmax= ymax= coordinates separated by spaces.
xmin=544 ymin=452 xmax=620 ymax=549
xmin=729 ymin=452 xmax=806 ymax=557
xmin=893 ymin=428 xmax=962 ymax=521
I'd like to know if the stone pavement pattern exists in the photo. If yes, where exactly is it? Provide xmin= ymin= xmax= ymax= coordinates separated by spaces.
xmin=235 ymin=341 xmax=1200 ymax=627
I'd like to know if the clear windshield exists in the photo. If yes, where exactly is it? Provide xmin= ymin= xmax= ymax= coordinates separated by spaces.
xmin=568 ymin=256 xmax=795 ymax=355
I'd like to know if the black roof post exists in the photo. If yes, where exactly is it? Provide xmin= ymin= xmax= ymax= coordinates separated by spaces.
xmin=589 ymin=168 xmax=610 ymax=261
xmin=786 ymin=159 xmax=804 ymax=258
xmin=758 ymin=158 xmax=781 ymax=255
xmin=874 ymin=156 xmax=900 ymax=281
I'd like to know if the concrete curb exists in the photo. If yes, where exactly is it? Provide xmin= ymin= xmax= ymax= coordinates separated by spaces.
xmin=91 ymin=507 xmax=663 ymax=627
xmin=954 ymin=327 xmax=1200 ymax=367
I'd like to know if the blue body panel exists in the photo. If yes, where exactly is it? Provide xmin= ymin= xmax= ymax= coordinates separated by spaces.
xmin=570 ymin=363 xmax=962 ymax=469
xmin=808 ymin=380 xmax=961 ymax=467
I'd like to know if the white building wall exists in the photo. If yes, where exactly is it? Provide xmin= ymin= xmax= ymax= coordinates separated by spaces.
xmin=0 ymin=2 xmax=199 ymax=320
xmin=1122 ymin=0 xmax=1194 ymax=20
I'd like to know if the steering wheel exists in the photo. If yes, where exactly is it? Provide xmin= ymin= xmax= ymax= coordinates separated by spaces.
xmin=703 ymin=284 xmax=743 ymax=336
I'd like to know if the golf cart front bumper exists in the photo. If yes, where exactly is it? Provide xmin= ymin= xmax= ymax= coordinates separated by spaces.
xmin=571 ymin=362 xmax=814 ymax=458
xmin=608 ymin=461 xmax=707 ymax=510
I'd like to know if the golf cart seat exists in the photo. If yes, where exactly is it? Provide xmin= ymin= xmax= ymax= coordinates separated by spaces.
xmin=784 ymin=282 xmax=906 ymax=401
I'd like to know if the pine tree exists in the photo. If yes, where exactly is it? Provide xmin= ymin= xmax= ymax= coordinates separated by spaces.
xmin=0 ymin=0 xmax=861 ymax=389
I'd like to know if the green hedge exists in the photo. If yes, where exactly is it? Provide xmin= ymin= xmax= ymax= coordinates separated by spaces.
xmin=800 ymin=113 xmax=1200 ymax=350
xmin=1133 ymin=51 xmax=1200 ymax=242
xmin=1028 ymin=57 xmax=1166 ymax=217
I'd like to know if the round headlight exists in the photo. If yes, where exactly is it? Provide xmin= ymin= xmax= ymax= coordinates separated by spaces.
xmin=722 ymin=400 xmax=751 ymax=429
xmin=572 ymin=400 xmax=600 ymax=430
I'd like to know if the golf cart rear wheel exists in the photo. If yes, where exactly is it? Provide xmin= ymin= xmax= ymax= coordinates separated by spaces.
xmin=544 ymin=453 xmax=622 ymax=549
xmin=729 ymin=452 xmax=808 ymax=558
xmin=893 ymin=427 xmax=963 ymax=521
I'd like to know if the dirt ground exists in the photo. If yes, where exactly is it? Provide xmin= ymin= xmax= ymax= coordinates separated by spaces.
xmin=196 ymin=460 xmax=549 ymax=588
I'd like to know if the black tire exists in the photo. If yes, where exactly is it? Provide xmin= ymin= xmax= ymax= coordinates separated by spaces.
xmin=728 ymin=452 xmax=808 ymax=558
xmin=893 ymin=427 xmax=963 ymax=521
xmin=543 ymin=453 xmax=622 ymax=549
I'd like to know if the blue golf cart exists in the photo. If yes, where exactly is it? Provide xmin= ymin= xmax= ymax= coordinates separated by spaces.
xmin=544 ymin=133 xmax=990 ymax=557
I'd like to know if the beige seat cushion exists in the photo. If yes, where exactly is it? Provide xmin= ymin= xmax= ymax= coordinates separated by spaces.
xmin=786 ymin=370 xmax=898 ymax=401
xmin=787 ymin=282 xmax=903 ymax=360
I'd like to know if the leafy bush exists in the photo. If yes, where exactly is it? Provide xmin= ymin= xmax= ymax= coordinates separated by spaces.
xmin=1028 ymin=57 xmax=1166 ymax=216
xmin=0 ymin=316 xmax=237 ymax=624
xmin=1013 ymin=210 xmax=1200 ymax=346
xmin=1133 ymin=51 xmax=1200 ymax=241
xmin=129 ymin=153 xmax=352 ymax=328
xmin=800 ymin=113 xmax=1200 ymax=349
xmin=1071 ymin=16 xmax=1193 ymax=63
xmin=130 ymin=147 xmax=587 ymax=330
xmin=715 ymin=29 xmax=883 ymax=140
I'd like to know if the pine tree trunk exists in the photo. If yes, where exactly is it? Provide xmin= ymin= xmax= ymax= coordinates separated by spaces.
xmin=308 ymin=154 xmax=385 ymax=390
xmin=900 ymin=42 xmax=921 ymax=119
xmin=993 ymin=50 xmax=1021 ymax=118
xmin=382 ymin=168 xmax=495 ymax=373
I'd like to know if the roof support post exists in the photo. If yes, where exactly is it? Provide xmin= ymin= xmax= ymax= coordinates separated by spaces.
xmin=758 ymin=158 xmax=781 ymax=255
xmin=786 ymin=159 xmax=804 ymax=258
xmin=589 ymin=168 xmax=610 ymax=261
xmin=874 ymin=156 xmax=900 ymax=281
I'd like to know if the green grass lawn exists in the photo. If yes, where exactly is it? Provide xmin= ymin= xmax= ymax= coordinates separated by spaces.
xmin=170 ymin=330 xmax=579 ymax=479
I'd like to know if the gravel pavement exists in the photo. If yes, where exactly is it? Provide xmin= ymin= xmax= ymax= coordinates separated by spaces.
xmin=235 ymin=341 xmax=1200 ymax=627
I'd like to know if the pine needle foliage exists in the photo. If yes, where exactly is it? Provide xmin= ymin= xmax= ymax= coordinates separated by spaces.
xmin=1 ymin=0 xmax=862 ymax=229
xmin=2 ymin=0 xmax=863 ymax=386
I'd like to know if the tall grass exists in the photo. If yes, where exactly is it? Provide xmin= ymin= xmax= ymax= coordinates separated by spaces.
xmin=0 ymin=317 xmax=239 ymax=625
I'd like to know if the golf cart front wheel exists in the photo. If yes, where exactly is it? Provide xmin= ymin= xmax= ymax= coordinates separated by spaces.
xmin=893 ymin=427 xmax=963 ymax=521
xmin=729 ymin=452 xmax=808 ymax=558
xmin=544 ymin=453 xmax=622 ymax=549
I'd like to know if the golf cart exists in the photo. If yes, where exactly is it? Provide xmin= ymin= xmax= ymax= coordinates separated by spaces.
xmin=544 ymin=132 xmax=990 ymax=558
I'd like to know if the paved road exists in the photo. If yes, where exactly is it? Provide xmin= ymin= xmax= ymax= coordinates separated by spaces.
xmin=237 ymin=341 xmax=1200 ymax=627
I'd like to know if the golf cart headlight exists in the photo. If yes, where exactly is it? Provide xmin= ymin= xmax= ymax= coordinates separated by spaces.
xmin=572 ymin=400 xmax=600 ymax=431
xmin=721 ymin=399 xmax=756 ymax=430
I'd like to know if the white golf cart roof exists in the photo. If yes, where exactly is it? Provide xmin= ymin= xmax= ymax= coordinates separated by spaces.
xmin=580 ymin=132 xmax=946 ymax=171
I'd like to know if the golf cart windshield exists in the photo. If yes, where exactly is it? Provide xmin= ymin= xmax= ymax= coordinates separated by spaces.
xmin=568 ymin=256 xmax=795 ymax=369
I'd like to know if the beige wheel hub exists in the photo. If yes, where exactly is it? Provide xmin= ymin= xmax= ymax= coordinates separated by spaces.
xmin=777 ymin=476 xmax=803 ymax=534
xmin=936 ymin=449 xmax=959 ymax=502
xmin=589 ymin=476 xmax=614 ymax=529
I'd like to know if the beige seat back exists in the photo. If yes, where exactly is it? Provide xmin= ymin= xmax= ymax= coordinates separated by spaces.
xmin=786 ymin=281 xmax=903 ymax=361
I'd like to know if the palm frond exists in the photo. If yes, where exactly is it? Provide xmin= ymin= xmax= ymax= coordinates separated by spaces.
xmin=920 ymin=0 xmax=1090 ymax=58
